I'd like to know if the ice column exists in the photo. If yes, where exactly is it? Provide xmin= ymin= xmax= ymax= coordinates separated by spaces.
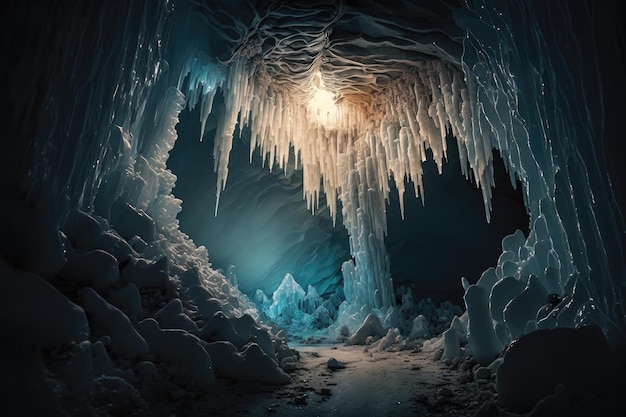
xmin=338 ymin=137 xmax=394 ymax=309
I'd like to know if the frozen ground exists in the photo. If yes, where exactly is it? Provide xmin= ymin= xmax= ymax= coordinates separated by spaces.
xmin=171 ymin=342 xmax=626 ymax=417
xmin=188 ymin=342 xmax=474 ymax=417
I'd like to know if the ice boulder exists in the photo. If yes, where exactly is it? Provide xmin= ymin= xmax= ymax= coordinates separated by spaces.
xmin=0 ymin=260 xmax=89 ymax=347
xmin=240 ymin=342 xmax=289 ymax=383
xmin=465 ymin=284 xmax=502 ymax=365
xmin=108 ymin=283 xmax=143 ymax=322
xmin=90 ymin=376 xmax=149 ymax=416
xmin=91 ymin=340 xmax=115 ymax=377
xmin=199 ymin=311 xmax=247 ymax=346
xmin=202 ymin=340 xmax=290 ymax=385
xmin=496 ymin=326 xmax=617 ymax=412
xmin=408 ymin=314 xmax=430 ymax=340
xmin=62 ymin=209 xmax=103 ymax=251
xmin=250 ymin=323 xmax=276 ymax=360
xmin=441 ymin=326 xmax=461 ymax=360
xmin=0 ymin=196 xmax=67 ymax=279
xmin=77 ymin=287 xmax=148 ymax=357
xmin=199 ymin=341 xmax=239 ymax=379
xmin=121 ymin=256 xmax=169 ymax=287
xmin=371 ymin=328 xmax=402 ymax=352
xmin=0 ymin=339 xmax=67 ymax=416
xmin=136 ymin=318 xmax=215 ymax=389
xmin=230 ymin=314 xmax=254 ymax=343
xmin=346 ymin=313 xmax=385 ymax=345
xmin=47 ymin=340 xmax=95 ymax=394
xmin=184 ymin=285 xmax=222 ymax=320
xmin=97 ymin=231 xmax=137 ymax=262
xmin=154 ymin=299 xmax=198 ymax=332
xmin=178 ymin=266 xmax=203 ymax=287
xmin=223 ymin=313 xmax=276 ymax=360
xmin=59 ymin=249 xmax=120 ymax=292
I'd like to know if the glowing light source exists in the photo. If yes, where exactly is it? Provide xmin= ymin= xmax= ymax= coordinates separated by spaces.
xmin=308 ymin=71 xmax=339 ymax=126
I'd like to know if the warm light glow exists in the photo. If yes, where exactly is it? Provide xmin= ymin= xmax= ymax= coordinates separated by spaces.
xmin=308 ymin=71 xmax=339 ymax=126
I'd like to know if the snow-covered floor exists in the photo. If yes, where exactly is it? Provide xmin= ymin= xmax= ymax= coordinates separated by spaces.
xmin=167 ymin=341 xmax=625 ymax=417
xmin=271 ymin=343 xmax=492 ymax=417
xmin=189 ymin=342 xmax=458 ymax=417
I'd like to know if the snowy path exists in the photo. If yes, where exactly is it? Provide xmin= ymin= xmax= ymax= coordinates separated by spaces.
xmin=197 ymin=343 xmax=495 ymax=417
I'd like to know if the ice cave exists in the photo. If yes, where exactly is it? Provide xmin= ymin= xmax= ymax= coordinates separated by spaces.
xmin=2 ymin=0 xmax=625 ymax=416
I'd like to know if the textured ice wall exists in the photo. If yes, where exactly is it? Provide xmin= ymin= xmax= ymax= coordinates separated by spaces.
xmin=451 ymin=0 xmax=626 ymax=355
xmin=5 ymin=1 xmax=256 ymax=319
xmin=5 ymin=2 xmax=173 ymax=210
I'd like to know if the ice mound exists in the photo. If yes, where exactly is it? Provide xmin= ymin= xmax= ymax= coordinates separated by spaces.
xmin=253 ymin=273 xmax=347 ymax=338
xmin=266 ymin=273 xmax=307 ymax=322
xmin=0 ymin=259 xmax=89 ymax=348
xmin=496 ymin=326 xmax=618 ymax=412
xmin=346 ymin=313 xmax=386 ymax=345
xmin=0 ymin=192 xmax=295 ymax=414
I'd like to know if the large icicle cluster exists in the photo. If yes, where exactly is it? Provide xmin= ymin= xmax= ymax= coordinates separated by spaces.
xmin=209 ymin=54 xmax=501 ymax=316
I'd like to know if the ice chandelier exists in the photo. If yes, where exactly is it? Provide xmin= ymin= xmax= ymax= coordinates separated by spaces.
xmin=188 ymin=0 xmax=496 ymax=316
xmin=208 ymin=52 xmax=496 ymax=313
